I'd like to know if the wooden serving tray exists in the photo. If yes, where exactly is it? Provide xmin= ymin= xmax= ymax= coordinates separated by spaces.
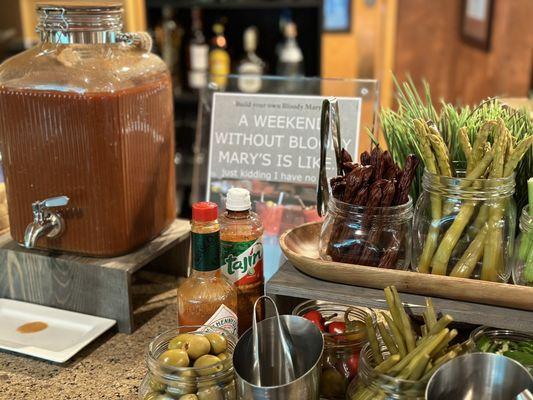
xmin=279 ymin=222 xmax=533 ymax=312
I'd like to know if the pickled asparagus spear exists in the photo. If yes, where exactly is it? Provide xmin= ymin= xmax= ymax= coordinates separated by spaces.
xmin=389 ymin=329 xmax=449 ymax=375
xmin=450 ymin=225 xmax=488 ymax=278
xmin=375 ymin=354 xmax=401 ymax=374
xmin=430 ymin=203 xmax=476 ymax=275
xmin=391 ymin=286 xmax=416 ymax=352
xmin=377 ymin=321 xmax=399 ymax=355
xmin=481 ymin=120 xmax=508 ymax=281
xmin=425 ymin=298 xmax=438 ymax=329
xmin=365 ymin=314 xmax=383 ymax=363
xmin=414 ymin=120 xmax=442 ymax=274
xmin=521 ymin=178 xmax=533 ymax=284
xmin=382 ymin=312 xmax=407 ymax=357
xmin=458 ymin=127 xmax=472 ymax=172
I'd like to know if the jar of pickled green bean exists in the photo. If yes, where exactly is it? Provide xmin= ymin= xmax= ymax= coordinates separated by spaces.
xmin=345 ymin=344 xmax=426 ymax=400
xmin=512 ymin=205 xmax=533 ymax=286
xmin=412 ymin=166 xmax=516 ymax=282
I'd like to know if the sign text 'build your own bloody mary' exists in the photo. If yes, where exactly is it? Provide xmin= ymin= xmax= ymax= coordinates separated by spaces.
xmin=207 ymin=93 xmax=362 ymax=185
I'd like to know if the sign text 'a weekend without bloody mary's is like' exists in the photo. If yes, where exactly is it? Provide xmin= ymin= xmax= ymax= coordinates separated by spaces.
xmin=207 ymin=93 xmax=361 ymax=186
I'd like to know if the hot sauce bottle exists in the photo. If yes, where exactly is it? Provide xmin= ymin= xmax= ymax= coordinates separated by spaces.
xmin=220 ymin=188 xmax=264 ymax=335
xmin=177 ymin=202 xmax=238 ymax=335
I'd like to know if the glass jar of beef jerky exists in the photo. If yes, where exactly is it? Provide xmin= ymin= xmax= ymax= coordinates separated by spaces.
xmin=319 ymin=196 xmax=413 ymax=269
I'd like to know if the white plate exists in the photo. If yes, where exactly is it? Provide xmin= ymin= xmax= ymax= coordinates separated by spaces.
xmin=0 ymin=299 xmax=116 ymax=363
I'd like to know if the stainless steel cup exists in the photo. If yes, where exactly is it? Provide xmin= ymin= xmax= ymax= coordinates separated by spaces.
xmin=426 ymin=353 xmax=533 ymax=400
xmin=233 ymin=314 xmax=324 ymax=399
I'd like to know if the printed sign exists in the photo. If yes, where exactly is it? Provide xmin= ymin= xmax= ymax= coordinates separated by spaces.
xmin=207 ymin=93 xmax=361 ymax=192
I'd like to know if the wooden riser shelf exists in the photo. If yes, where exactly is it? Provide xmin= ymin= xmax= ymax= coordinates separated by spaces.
xmin=0 ymin=219 xmax=190 ymax=333
xmin=266 ymin=262 xmax=533 ymax=333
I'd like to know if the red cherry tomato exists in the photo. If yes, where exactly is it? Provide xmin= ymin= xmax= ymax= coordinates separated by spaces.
xmin=346 ymin=353 xmax=359 ymax=379
xmin=327 ymin=321 xmax=346 ymax=335
xmin=303 ymin=310 xmax=325 ymax=331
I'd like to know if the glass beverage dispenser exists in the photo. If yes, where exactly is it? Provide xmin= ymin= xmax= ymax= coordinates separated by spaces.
xmin=0 ymin=2 xmax=176 ymax=256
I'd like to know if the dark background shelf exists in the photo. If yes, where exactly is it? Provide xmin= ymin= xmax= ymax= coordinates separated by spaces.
xmin=146 ymin=0 xmax=322 ymax=10
xmin=147 ymin=0 xmax=323 ymax=217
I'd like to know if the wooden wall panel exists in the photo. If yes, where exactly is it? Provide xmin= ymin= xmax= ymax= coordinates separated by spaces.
xmin=394 ymin=0 xmax=533 ymax=106
xmin=452 ymin=0 xmax=533 ymax=104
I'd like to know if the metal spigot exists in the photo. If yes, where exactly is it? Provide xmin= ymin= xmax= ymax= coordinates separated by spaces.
xmin=23 ymin=196 xmax=69 ymax=249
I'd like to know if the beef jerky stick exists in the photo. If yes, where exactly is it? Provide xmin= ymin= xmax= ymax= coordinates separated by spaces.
xmin=331 ymin=180 xmax=346 ymax=200
xmin=354 ymin=185 xmax=370 ymax=206
xmin=375 ymin=149 xmax=389 ymax=181
xmin=330 ymin=164 xmax=364 ymax=257
xmin=382 ymin=151 xmax=399 ymax=180
xmin=393 ymin=154 xmax=420 ymax=206
xmin=341 ymin=148 xmax=353 ymax=164
xmin=332 ymin=184 xmax=370 ymax=263
xmin=370 ymin=146 xmax=382 ymax=167
xmin=381 ymin=156 xmax=420 ymax=268
xmin=343 ymin=166 xmax=364 ymax=202
xmin=359 ymin=180 xmax=396 ymax=266
xmin=360 ymin=151 xmax=372 ymax=166
xmin=342 ymin=162 xmax=358 ymax=174
xmin=347 ymin=180 xmax=384 ymax=264
xmin=341 ymin=148 xmax=357 ymax=174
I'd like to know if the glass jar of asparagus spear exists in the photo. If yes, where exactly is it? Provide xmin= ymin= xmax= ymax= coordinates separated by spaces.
xmin=411 ymin=118 xmax=532 ymax=281
xmin=513 ymin=178 xmax=533 ymax=286
xmin=347 ymin=286 xmax=468 ymax=400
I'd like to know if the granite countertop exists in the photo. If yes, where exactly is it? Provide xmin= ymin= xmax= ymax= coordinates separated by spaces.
xmin=0 ymin=272 xmax=182 ymax=400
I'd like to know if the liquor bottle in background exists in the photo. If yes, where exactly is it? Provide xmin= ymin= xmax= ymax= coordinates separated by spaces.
xmin=188 ymin=7 xmax=208 ymax=90
xmin=209 ymin=22 xmax=231 ymax=90
xmin=155 ymin=5 xmax=184 ymax=94
xmin=177 ymin=202 xmax=238 ymax=336
xmin=220 ymin=188 xmax=264 ymax=336
xmin=276 ymin=21 xmax=304 ymax=78
xmin=237 ymin=26 xmax=265 ymax=93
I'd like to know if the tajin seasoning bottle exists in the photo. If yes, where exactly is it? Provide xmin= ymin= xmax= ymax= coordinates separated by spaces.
xmin=220 ymin=188 xmax=264 ymax=335
xmin=177 ymin=202 xmax=238 ymax=335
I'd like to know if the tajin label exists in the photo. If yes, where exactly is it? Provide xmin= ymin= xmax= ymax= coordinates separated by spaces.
xmin=221 ymin=238 xmax=263 ymax=286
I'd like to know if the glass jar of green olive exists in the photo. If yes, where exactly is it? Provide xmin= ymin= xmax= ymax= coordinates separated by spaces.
xmin=139 ymin=325 xmax=237 ymax=400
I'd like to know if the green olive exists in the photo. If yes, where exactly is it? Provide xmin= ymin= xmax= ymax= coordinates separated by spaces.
xmin=156 ymin=395 xmax=175 ymax=400
xmin=197 ymin=386 xmax=223 ymax=400
xmin=145 ymin=394 xmax=173 ymax=400
xmin=177 ymin=369 xmax=197 ymax=378
xmin=169 ymin=333 xmax=196 ymax=350
xmin=166 ymin=384 xmax=196 ymax=397
xmin=216 ymin=352 xmax=229 ymax=361
xmin=185 ymin=335 xmax=211 ymax=360
xmin=159 ymin=349 xmax=190 ymax=368
xmin=205 ymin=333 xmax=227 ymax=354
xmin=320 ymin=368 xmax=346 ymax=398
xmin=193 ymin=354 xmax=223 ymax=376
xmin=149 ymin=377 xmax=166 ymax=392
xmin=222 ymin=380 xmax=236 ymax=399
xmin=179 ymin=395 xmax=199 ymax=400
xmin=143 ymin=393 xmax=160 ymax=400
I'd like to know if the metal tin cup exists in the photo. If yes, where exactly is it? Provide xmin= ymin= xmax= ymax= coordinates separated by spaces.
xmin=426 ymin=353 xmax=533 ymax=400
xmin=233 ymin=296 xmax=324 ymax=399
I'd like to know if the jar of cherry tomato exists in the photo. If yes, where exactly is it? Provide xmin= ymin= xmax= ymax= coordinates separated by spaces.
xmin=292 ymin=300 xmax=375 ymax=399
